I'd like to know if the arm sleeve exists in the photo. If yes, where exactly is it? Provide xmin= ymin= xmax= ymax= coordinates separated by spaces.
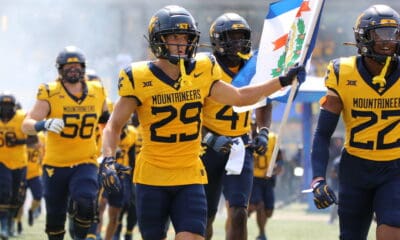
xmin=311 ymin=109 xmax=340 ymax=179
xmin=98 ymin=111 xmax=110 ymax=124
xmin=127 ymin=145 xmax=136 ymax=176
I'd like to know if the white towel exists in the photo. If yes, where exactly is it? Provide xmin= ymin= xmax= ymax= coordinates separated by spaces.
xmin=225 ymin=137 xmax=246 ymax=175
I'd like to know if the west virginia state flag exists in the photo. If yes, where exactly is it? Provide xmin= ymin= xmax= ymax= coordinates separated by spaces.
xmin=232 ymin=0 xmax=325 ymax=112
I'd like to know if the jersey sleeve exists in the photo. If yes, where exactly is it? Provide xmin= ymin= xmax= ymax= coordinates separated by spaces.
xmin=208 ymin=54 xmax=222 ymax=82
xmin=36 ymin=83 xmax=49 ymax=101
xmin=118 ymin=65 xmax=136 ymax=98
xmin=324 ymin=59 xmax=339 ymax=92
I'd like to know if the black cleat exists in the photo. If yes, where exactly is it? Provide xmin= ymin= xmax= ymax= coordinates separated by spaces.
xmin=17 ymin=222 xmax=22 ymax=235
xmin=124 ymin=234 xmax=132 ymax=240
xmin=28 ymin=210 xmax=34 ymax=226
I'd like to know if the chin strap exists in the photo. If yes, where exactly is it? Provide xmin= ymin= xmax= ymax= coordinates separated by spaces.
xmin=372 ymin=56 xmax=391 ymax=88
xmin=237 ymin=52 xmax=251 ymax=60
xmin=179 ymin=58 xmax=192 ymax=87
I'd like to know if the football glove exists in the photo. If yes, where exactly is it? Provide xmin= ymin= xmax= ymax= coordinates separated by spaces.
xmin=253 ymin=128 xmax=269 ymax=155
xmin=99 ymin=157 xmax=121 ymax=194
xmin=34 ymin=118 xmax=65 ymax=134
xmin=278 ymin=64 xmax=306 ymax=87
xmin=312 ymin=179 xmax=337 ymax=209
xmin=115 ymin=163 xmax=132 ymax=176
xmin=5 ymin=133 xmax=18 ymax=147
xmin=202 ymin=132 xmax=233 ymax=154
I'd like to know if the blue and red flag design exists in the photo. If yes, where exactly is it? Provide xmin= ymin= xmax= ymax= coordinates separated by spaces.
xmin=232 ymin=0 xmax=326 ymax=111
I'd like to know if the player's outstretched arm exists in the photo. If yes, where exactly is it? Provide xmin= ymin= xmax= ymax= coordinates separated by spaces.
xmin=209 ymin=65 xmax=305 ymax=107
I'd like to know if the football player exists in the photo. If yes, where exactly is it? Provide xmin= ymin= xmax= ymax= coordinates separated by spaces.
xmin=86 ymin=69 xmax=114 ymax=113
xmin=247 ymin=123 xmax=283 ymax=240
xmin=310 ymin=4 xmax=400 ymax=240
xmin=0 ymin=92 xmax=28 ymax=239
xmin=112 ymin=118 xmax=140 ymax=240
xmin=201 ymin=13 xmax=272 ymax=240
xmin=86 ymin=124 xmax=135 ymax=240
xmin=85 ymin=69 xmax=113 ymax=158
xmin=25 ymin=133 xmax=45 ymax=227
xmin=11 ymin=132 xmax=46 ymax=236
xmin=22 ymin=46 xmax=110 ymax=240
xmin=101 ymin=5 xmax=304 ymax=240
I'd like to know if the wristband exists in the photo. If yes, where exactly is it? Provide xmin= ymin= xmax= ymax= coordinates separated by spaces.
xmin=258 ymin=127 xmax=269 ymax=136
xmin=311 ymin=177 xmax=325 ymax=189
xmin=279 ymin=76 xmax=291 ymax=87
xmin=202 ymin=132 xmax=214 ymax=144
xmin=34 ymin=121 xmax=46 ymax=132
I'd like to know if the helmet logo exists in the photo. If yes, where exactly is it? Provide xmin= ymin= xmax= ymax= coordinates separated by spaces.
xmin=177 ymin=23 xmax=189 ymax=29
xmin=380 ymin=18 xmax=397 ymax=26
xmin=231 ymin=23 xmax=245 ymax=29
xmin=66 ymin=57 xmax=80 ymax=63
xmin=2 ymin=97 xmax=13 ymax=103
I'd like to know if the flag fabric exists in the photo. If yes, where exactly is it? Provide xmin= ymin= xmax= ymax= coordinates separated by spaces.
xmin=232 ymin=0 xmax=325 ymax=112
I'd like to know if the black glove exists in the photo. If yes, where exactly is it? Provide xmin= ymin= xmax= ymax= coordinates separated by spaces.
xmin=115 ymin=149 xmax=122 ymax=159
xmin=5 ymin=133 xmax=18 ymax=147
xmin=253 ymin=128 xmax=269 ymax=155
xmin=114 ymin=163 xmax=132 ymax=177
xmin=5 ymin=133 xmax=25 ymax=147
xmin=312 ymin=179 xmax=337 ymax=209
xmin=279 ymin=64 xmax=306 ymax=87
xmin=99 ymin=157 xmax=121 ymax=194
xmin=202 ymin=132 xmax=233 ymax=154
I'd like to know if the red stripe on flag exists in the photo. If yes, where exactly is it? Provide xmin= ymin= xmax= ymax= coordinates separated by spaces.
xmin=273 ymin=34 xmax=288 ymax=50
xmin=297 ymin=0 xmax=311 ymax=17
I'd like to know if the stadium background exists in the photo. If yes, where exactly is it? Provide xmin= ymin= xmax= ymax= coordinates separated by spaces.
xmin=1 ymin=0 xmax=399 ymax=109
xmin=0 ymin=1 xmax=397 ymax=238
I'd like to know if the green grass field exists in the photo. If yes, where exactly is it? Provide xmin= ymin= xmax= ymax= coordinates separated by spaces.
xmin=15 ymin=202 xmax=376 ymax=240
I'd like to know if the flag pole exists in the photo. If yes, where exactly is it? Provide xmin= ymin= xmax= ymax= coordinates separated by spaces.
xmin=266 ymin=80 xmax=298 ymax=177
xmin=266 ymin=0 xmax=325 ymax=177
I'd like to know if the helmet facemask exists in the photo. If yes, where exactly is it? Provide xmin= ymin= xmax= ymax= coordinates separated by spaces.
xmin=59 ymin=64 xmax=85 ymax=84
xmin=356 ymin=26 xmax=400 ymax=64
xmin=0 ymin=95 xmax=16 ymax=121
xmin=354 ymin=5 xmax=400 ymax=64
xmin=151 ymin=31 xmax=199 ymax=64
xmin=213 ymin=30 xmax=251 ymax=66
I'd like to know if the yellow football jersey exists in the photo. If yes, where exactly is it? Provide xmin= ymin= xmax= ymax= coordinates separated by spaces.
xmin=94 ymin=126 xmax=103 ymax=156
xmin=253 ymin=132 xmax=277 ymax=178
xmin=134 ymin=125 xmax=143 ymax=156
xmin=0 ymin=109 xmax=28 ymax=169
xmin=37 ymin=80 xmax=107 ymax=167
xmin=203 ymin=57 xmax=251 ymax=136
xmin=26 ymin=132 xmax=45 ymax=180
xmin=106 ymin=98 xmax=114 ymax=113
xmin=116 ymin=125 xmax=137 ymax=167
xmin=326 ymin=56 xmax=400 ymax=161
xmin=119 ymin=54 xmax=221 ymax=186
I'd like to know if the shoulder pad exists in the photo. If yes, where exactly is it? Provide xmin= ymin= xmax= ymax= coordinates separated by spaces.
xmin=196 ymin=52 xmax=216 ymax=65
xmin=86 ymin=79 xmax=104 ymax=89
xmin=121 ymin=61 xmax=150 ymax=86
xmin=334 ymin=56 xmax=357 ymax=77
xmin=37 ymin=81 xmax=62 ymax=99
